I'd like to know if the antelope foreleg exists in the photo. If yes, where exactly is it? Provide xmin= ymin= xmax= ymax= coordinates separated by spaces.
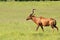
xmin=40 ymin=26 xmax=44 ymax=32
xmin=36 ymin=25 xmax=39 ymax=31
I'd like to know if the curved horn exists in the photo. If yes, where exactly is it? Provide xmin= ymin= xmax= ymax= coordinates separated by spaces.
xmin=31 ymin=9 xmax=36 ymax=15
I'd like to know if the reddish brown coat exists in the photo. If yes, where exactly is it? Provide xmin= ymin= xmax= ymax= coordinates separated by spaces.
xmin=26 ymin=9 xmax=58 ymax=31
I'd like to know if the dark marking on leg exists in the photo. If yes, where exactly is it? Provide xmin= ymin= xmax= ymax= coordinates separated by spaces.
xmin=39 ymin=23 xmax=44 ymax=32
xmin=54 ymin=25 xmax=58 ymax=31
xmin=41 ymin=26 xmax=44 ymax=32
xmin=36 ymin=25 xmax=39 ymax=31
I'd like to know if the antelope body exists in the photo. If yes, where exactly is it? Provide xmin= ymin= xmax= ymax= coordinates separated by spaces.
xmin=26 ymin=9 xmax=58 ymax=31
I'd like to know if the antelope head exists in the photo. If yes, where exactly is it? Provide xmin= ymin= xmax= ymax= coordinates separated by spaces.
xmin=26 ymin=9 xmax=36 ymax=20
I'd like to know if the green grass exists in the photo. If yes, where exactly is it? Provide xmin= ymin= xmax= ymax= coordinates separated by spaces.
xmin=0 ymin=1 xmax=60 ymax=40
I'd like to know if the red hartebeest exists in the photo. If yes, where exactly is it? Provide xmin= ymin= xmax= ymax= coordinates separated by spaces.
xmin=26 ymin=9 xmax=58 ymax=32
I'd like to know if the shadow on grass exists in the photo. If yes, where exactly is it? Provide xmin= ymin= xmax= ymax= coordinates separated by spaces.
xmin=20 ymin=33 xmax=25 ymax=36
xmin=32 ymin=32 xmax=51 ymax=37
xmin=32 ymin=33 xmax=44 ymax=36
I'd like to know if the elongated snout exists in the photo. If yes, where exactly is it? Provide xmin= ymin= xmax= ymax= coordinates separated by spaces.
xmin=26 ymin=18 xmax=29 ymax=20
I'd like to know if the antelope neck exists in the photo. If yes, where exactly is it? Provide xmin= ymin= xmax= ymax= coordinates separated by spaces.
xmin=31 ymin=16 xmax=37 ymax=23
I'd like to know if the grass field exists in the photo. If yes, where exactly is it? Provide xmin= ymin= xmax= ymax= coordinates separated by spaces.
xmin=0 ymin=1 xmax=60 ymax=40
